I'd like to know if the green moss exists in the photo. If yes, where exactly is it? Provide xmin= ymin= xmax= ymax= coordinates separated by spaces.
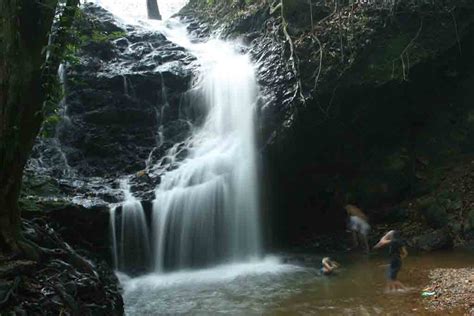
xmin=40 ymin=113 xmax=62 ymax=138
xmin=94 ymin=30 xmax=125 ymax=43
xmin=22 ymin=176 xmax=61 ymax=197
xmin=19 ymin=197 xmax=42 ymax=212
xmin=19 ymin=196 xmax=72 ymax=213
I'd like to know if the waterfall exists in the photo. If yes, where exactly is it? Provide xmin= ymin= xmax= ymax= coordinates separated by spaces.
xmin=151 ymin=35 xmax=262 ymax=271
xmin=110 ymin=179 xmax=151 ymax=273
xmin=99 ymin=0 xmax=263 ymax=273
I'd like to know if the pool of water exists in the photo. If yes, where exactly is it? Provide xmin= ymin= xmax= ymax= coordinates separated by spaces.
xmin=119 ymin=251 xmax=474 ymax=315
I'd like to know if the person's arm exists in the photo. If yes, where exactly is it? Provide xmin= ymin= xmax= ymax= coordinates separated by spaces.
xmin=373 ymin=240 xmax=388 ymax=249
xmin=373 ymin=231 xmax=394 ymax=249
xmin=323 ymin=261 xmax=332 ymax=271
xmin=373 ymin=236 xmax=391 ymax=249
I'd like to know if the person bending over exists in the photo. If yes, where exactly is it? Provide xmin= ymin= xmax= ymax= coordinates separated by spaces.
xmin=374 ymin=230 xmax=408 ymax=291
xmin=345 ymin=204 xmax=370 ymax=253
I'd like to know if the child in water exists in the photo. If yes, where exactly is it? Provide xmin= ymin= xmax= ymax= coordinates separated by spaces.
xmin=321 ymin=257 xmax=340 ymax=275
xmin=373 ymin=230 xmax=408 ymax=291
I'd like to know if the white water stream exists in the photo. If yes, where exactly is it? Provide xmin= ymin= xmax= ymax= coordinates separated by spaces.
xmin=102 ymin=0 xmax=264 ymax=272
xmin=93 ymin=2 xmax=302 ymax=314
xmin=110 ymin=179 xmax=151 ymax=273
xmin=152 ymin=24 xmax=263 ymax=271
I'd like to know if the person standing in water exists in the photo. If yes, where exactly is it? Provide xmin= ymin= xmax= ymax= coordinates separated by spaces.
xmin=373 ymin=230 xmax=408 ymax=291
xmin=345 ymin=204 xmax=370 ymax=253
xmin=321 ymin=257 xmax=340 ymax=275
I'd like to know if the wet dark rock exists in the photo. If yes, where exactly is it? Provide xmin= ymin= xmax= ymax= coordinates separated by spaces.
xmin=410 ymin=229 xmax=453 ymax=252
xmin=23 ymin=205 xmax=112 ymax=261
xmin=422 ymin=204 xmax=449 ymax=229
xmin=28 ymin=3 xmax=198 ymax=207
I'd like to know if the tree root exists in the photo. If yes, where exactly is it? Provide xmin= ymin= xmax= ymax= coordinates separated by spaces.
xmin=0 ymin=219 xmax=123 ymax=314
xmin=279 ymin=0 xmax=306 ymax=106
xmin=399 ymin=18 xmax=423 ymax=81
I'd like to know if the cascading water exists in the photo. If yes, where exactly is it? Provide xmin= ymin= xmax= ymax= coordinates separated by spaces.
xmin=152 ymin=37 xmax=262 ymax=271
xmin=110 ymin=179 xmax=151 ymax=273
xmin=99 ymin=0 xmax=262 ymax=273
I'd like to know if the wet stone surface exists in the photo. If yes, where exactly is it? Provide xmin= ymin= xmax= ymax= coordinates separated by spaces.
xmin=27 ymin=4 xmax=200 ymax=207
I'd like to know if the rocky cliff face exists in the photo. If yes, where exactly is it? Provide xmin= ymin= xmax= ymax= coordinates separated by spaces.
xmin=27 ymin=4 xmax=197 ymax=206
xmin=179 ymin=0 xmax=474 ymax=249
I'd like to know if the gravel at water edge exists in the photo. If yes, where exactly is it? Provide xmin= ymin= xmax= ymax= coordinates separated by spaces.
xmin=423 ymin=268 xmax=474 ymax=315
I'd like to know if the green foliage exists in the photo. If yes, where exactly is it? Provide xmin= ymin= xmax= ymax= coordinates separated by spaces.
xmin=63 ymin=43 xmax=80 ymax=65
xmin=41 ymin=112 xmax=62 ymax=138
xmin=39 ymin=5 xmax=83 ymax=138
xmin=80 ymin=30 xmax=126 ymax=44
xmin=41 ymin=73 xmax=63 ymax=138
xmin=39 ymin=8 xmax=126 ymax=138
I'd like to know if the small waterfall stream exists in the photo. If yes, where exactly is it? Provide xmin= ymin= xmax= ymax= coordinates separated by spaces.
xmin=110 ymin=179 xmax=151 ymax=273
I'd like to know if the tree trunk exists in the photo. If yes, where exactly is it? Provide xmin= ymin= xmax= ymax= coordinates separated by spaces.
xmin=147 ymin=0 xmax=162 ymax=20
xmin=0 ymin=0 xmax=77 ymax=255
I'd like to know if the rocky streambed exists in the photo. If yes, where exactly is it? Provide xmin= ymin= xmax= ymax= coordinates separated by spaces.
xmin=423 ymin=267 xmax=474 ymax=315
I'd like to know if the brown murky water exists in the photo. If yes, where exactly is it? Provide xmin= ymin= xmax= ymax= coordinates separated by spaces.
xmin=268 ymin=251 xmax=474 ymax=315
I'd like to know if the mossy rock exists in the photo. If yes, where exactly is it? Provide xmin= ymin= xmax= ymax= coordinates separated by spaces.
xmin=447 ymin=214 xmax=462 ymax=235
xmin=416 ymin=196 xmax=435 ymax=210
xmin=19 ymin=197 xmax=72 ymax=214
xmin=423 ymin=204 xmax=448 ymax=229
xmin=465 ymin=209 xmax=474 ymax=233
xmin=19 ymin=197 xmax=42 ymax=213
xmin=22 ymin=175 xmax=61 ymax=197
xmin=436 ymin=191 xmax=463 ymax=211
